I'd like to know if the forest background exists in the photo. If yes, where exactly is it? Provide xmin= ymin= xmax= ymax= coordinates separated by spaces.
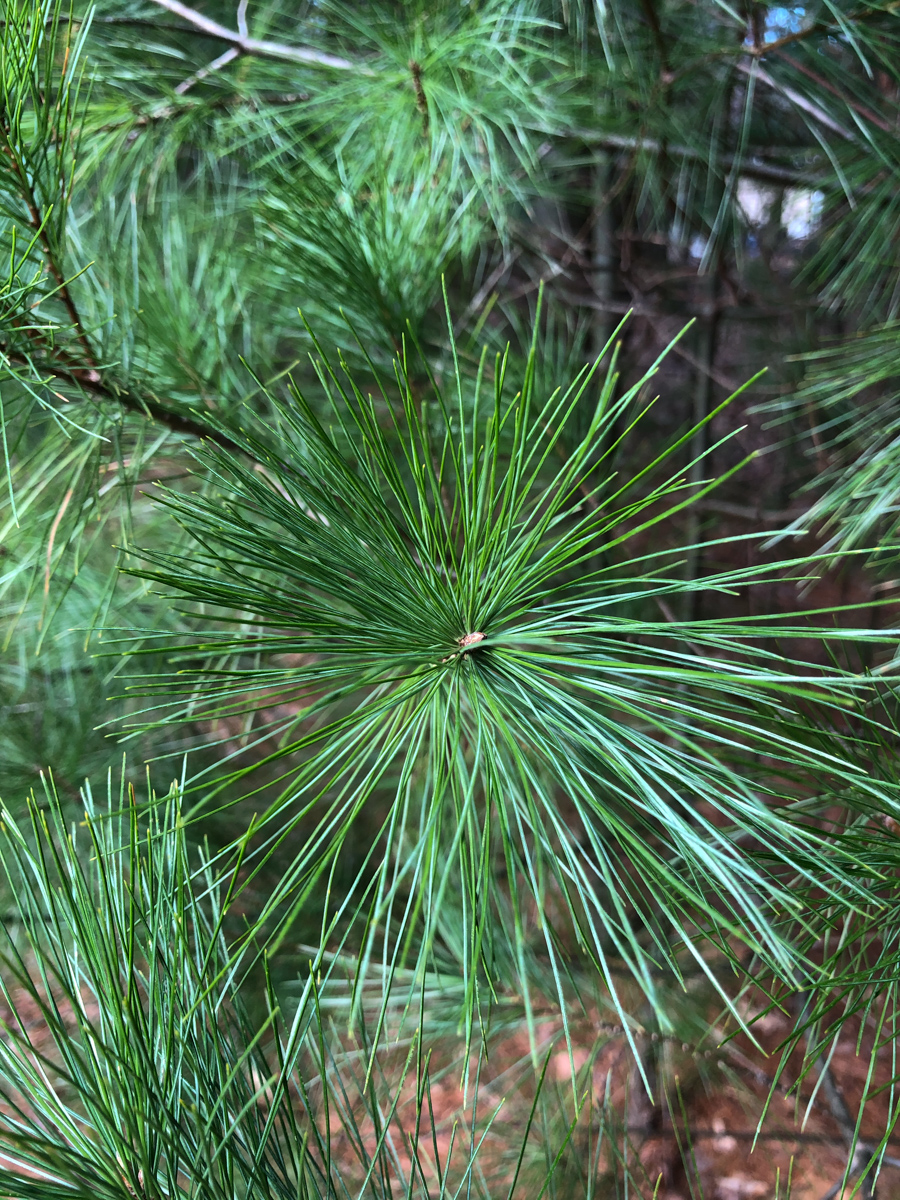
xmin=3 ymin=0 xmax=900 ymax=1197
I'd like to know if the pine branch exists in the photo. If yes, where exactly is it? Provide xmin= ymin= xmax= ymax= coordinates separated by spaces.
xmin=1 ymin=167 xmax=241 ymax=451
xmin=73 ymin=372 xmax=244 ymax=451
xmin=0 ymin=336 xmax=242 ymax=451
xmin=145 ymin=0 xmax=363 ymax=72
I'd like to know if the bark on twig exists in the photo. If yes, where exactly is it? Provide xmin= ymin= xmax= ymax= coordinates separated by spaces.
xmin=408 ymin=60 xmax=429 ymax=136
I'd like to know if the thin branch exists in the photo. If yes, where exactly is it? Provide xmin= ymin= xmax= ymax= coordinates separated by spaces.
xmin=638 ymin=0 xmax=670 ymax=77
xmin=408 ymin=60 xmax=429 ymax=137
xmin=175 ymin=46 xmax=240 ymax=95
xmin=736 ymin=61 xmax=857 ymax=141
xmin=2 ymin=160 xmax=96 ymax=372
xmin=774 ymin=50 xmax=894 ymax=133
xmin=590 ymin=149 xmax=615 ymax=362
xmin=581 ymin=131 xmax=827 ymax=186
xmin=666 ymin=325 xmax=740 ymax=393
xmin=98 ymin=90 xmax=310 ymax=135
xmin=62 ymin=368 xmax=244 ymax=452
xmin=145 ymin=0 xmax=363 ymax=71
xmin=683 ymin=266 xmax=720 ymax=619
xmin=812 ymin=1060 xmax=876 ymax=1199
xmin=236 ymin=0 xmax=249 ymax=40
xmin=453 ymin=249 xmax=522 ymax=335
xmin=695 ymin=499 xmax=809 ymax=522
xmin=1 ymin=338 xmax=243 ymax=451
xmin=44 ymin=487 xmax=73 ymax=596
xmin=743 ymin=0 xmax=900 ymax=60
xmin=795 ymin=988 xmax=876 ymax=1200
xmin=0 ymin=127 xmax=240 ymax=451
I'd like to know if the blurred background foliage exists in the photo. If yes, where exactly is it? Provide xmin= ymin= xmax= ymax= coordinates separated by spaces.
xmin=3 ymin=0 xmax=900 ymax=1195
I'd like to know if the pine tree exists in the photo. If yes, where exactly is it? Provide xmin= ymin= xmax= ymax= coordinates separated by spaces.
xmin=2 ymin=1 xmax=900 ymax=1194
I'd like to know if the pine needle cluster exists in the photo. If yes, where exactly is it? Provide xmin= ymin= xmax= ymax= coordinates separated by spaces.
xmin=3 ymin=0 xmax=900 ymax=1195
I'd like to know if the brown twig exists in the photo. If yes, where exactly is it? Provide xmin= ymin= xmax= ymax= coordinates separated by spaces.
xmin=452 ymin=249 xmax=522 ymax=335
xmin=408 ymin=60 xmax=429 ymax=137
xmin=1 ymin=89 xmax=243 ymax=453
xmin=1 ymin=337 xmax=242 ymax=451
xmin=0 ymin=113 xmax=97 ymax=372
xmin=695 ymin=499 xmax=809 ymax=523
xmin=58 ymin=368 xmax=243 ymax=452
xmin=2 ymin=180 xmax=231 ymax=460
xmin=743 ymin=1 xmax=900 ymax=60
xmin=638 ymin=0 xmax=672 ymax=83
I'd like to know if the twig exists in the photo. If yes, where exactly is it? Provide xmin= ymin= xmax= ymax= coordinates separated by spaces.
xmin=174 ymin=46 xmax=240 ymax=95
xmin=0 ymin=111 xmax=96 ymax=369
xmin=0 ymin=171 xmax=210 ymax=459
xmin=695 ymin=499 xmax=808 ymax=523
xmin=145 ymin=0 xmax=362 ymax=71
xmin=0 ymin=104 xmax=244 ymax=453
xmin=64 ymin=370 xmax=243 ymax=452
xmin=666 ymin=330 xmax=741 ymax=393
xmin=813 ymin=1059 xmax=875 ymax=1200
xmin=590 ymin=149 xmax=615 ymax=364
xmin=236 ymin=0 xmax=248 ymax=39
xmin=408 ymin=60 xmax=429 ymax=136
xmin=44 ymin=487 xmax=73 ymax=596
xmin=795 ymin=988 xmax=876 ymax=1200
xmin=736 ymin=61 xmax=856 ymax=142
xmin=638 ymin=0 xmax=670 ymax=78
xmin=683 ymin=271 xmax=720 ymax=620
xmin=99 ymin=90 xmax=310 ymax=135
xmin=742 ymin=1 xmax=900 ymax=61
xmin=1 ymin=341 xmax=242 ymax=451
xmin=452 ymin=250 xmax=522 ymax=335
xmin=570 ymin=287 xmax=815 ymax=323
xmin=774 ymin=50 xmax=894 ymax=134
xmin=579 ymin=131 xmax=827 ymax=187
